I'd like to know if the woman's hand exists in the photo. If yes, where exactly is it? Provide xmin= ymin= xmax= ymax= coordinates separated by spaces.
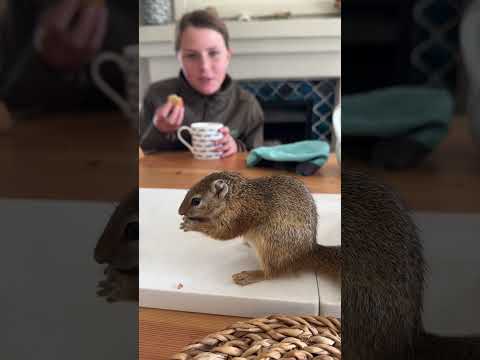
xmin=215 ymin=127 xmax=238 ymax=158
xmin=34 ymin=0 xmax=108 ymax=71
xmin=153 ymin=101 xmax=185 ymax=133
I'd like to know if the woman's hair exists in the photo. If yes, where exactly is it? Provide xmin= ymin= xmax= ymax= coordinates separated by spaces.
xmin=175 ymin=9 xmax=230 ymax=52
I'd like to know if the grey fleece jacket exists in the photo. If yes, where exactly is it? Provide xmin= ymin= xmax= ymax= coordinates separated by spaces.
xmin=139 ymin=72 xmax=264 ymax=153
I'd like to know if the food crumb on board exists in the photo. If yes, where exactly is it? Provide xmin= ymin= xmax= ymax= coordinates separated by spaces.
xmin=176 ymin=283 xmax=183 ymax=290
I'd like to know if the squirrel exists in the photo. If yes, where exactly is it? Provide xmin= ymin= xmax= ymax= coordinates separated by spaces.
xmin=179 ymin=170 xmax=479 ymax=359
xmin=94 ymin=189 xmax=138 ymax=303
xmin=178 ymin=171 xmax=341 ymax=286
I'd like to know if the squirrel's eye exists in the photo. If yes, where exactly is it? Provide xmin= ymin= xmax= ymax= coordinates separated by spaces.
xmin=191 ymin=198 xmax=201 ymax=206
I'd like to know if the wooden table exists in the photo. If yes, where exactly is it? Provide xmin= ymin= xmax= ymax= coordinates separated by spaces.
xmin=0 ymin=112 xmax=137 ymax=201
xmin=139 ymin=151 xmax=341 ymax=359
xmin=139 ymin=151 xmax=341 ymax=194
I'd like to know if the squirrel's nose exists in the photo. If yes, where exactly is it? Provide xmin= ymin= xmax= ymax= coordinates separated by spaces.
xmin=178 ymin=201 xmax=187 ymax=215
xmin=94 ymin=247 xmax=110 ymax=264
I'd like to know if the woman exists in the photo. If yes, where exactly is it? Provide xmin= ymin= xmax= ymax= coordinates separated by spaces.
xmin=140 ymin=9 xmax=264 ymax=157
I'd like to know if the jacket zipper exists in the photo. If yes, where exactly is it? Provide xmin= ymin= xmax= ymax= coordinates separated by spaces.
xmin=202 ymin=98 xmax=208 ymax=122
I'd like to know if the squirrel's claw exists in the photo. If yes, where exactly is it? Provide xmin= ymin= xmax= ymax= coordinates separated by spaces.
xmin=232 ymin=270 xmax=265 ymax=286
xmin=180 ymin=221 xmax=188 ymax=231
xmin=180 ymin=216 xmax=197 ymax=231
xmin=96 ymin=265 xmax=138 ymax=303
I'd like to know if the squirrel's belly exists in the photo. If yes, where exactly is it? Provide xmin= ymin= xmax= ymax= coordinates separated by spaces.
xmin=243 ymin=230 xmax=265 ymax=266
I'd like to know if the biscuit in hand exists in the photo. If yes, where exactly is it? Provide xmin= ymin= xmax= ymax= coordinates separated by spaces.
xmin=168 ymin=94 xmax=184 ymax=107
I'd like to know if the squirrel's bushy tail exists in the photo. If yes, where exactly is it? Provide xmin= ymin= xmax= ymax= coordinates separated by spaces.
xmin=304 ymin=244 xmax=341 ymax=277
xmin=414 ymin=332 xmax=480 ymax=360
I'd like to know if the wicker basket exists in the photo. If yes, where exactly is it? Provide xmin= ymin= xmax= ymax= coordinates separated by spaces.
xmin=170 ymin=315 xmax=341 ymax=360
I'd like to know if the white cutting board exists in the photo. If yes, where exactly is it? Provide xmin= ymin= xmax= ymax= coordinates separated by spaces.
xmin=139 ymin=188 xmax=341 ymax=318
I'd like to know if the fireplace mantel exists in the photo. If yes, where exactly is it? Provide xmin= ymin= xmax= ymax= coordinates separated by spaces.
xmin=139 ymin=17 xmax=341 ymax=96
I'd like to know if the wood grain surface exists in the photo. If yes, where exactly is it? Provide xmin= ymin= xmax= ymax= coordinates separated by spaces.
xmin=0 ymin=112 xmax=137 ymax=201
xmin=140 ymin=308 xmax=246 ymax=360
xmin=139 ymin=151 xmax=340 ymax=194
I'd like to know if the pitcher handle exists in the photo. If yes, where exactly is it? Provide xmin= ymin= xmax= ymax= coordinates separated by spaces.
xmin=91 ymin=52 xmax=132 ymax=117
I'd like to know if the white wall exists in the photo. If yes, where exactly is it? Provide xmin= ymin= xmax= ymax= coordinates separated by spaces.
xmin=139 ymin=17 xmax=341 ymax=95
xmin=174 ymin=0 xmax=339 ymax=19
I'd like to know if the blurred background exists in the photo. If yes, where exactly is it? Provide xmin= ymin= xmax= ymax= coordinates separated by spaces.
xmin=342 ymin=0 xmax=480 ymax=339
xmin=1 ymin=1 xmax=138 ymax=359
xmin=342 ymin=0 xmax=479 ymax=208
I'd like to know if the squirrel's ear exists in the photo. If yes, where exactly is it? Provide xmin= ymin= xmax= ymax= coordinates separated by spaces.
xmin=211 ymin=179 xmax=229 ymax=199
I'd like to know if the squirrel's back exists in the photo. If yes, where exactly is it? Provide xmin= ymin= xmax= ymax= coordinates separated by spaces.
xmin=242 ymin=175 xmax=318 ymax=232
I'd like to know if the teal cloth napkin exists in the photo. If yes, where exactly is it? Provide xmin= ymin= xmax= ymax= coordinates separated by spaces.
xmin=342 ymin=86 xmax=454 ymax=150
xmin=246 ymin=140 xmax=330 ymax=168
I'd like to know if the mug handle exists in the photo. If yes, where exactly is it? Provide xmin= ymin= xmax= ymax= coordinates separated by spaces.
xmin=177 ymin=126 xmax=195 ymax=153
xmin=91 ymin=52 xmax=132 ymax=118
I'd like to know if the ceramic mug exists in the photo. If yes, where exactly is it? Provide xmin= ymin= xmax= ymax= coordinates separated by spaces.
xmin=177 ymin=122 xmax=223 ymax=160
xmin=91 ymin=44 xmax=139 ymax=129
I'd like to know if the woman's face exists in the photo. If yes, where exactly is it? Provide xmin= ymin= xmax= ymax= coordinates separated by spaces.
xmin=178 ymin=26 xmax=232 ymax=95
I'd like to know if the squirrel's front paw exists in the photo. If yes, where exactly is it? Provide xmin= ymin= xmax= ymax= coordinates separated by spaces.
xmin=180 ymin=217 xmax=197 ymax=232
xmin=97 ymin=265 xmax=138 ymax=303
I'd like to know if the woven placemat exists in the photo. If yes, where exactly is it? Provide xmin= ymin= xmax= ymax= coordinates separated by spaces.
xmin=170 ymin=315 xmax=341 ymax=360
